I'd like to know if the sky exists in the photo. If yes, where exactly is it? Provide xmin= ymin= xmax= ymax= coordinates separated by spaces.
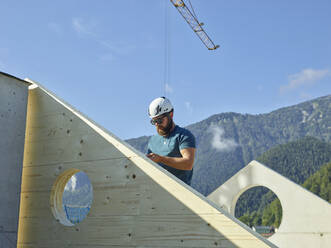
xmin=1 ymin=0 xmax=331 ymax=140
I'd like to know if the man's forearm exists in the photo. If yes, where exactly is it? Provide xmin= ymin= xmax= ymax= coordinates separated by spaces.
xmin=147 ymin=150 xmax=194 ymax=171
xmin=147 ymin=148 xmax=195 ymax=171
xmin=158 ymin=155 xmax=193 ymax=170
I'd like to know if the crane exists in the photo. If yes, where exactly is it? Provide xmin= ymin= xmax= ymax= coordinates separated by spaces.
xmin=169 ymin=0 xmax=219 ymax=50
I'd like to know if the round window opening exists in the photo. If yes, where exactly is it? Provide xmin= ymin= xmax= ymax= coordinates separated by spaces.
xmin=234 ymin=186 xmax=282 ymax=238
xmin=50 ymin=169 xmax=93 ymax=226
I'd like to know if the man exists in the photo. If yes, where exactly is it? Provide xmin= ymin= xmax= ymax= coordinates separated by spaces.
xmin=146 ymin=97 xmax=196 ymax=185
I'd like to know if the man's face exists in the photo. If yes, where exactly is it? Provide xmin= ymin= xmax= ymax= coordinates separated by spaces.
xmin=152 ymin=113 xmax=171 ymax=136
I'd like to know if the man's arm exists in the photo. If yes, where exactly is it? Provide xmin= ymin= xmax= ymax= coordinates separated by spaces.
xmin=147 ymin=147 xmax=195 ymax=171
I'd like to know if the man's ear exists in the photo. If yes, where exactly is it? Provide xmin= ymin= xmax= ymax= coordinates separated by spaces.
xmin=169 ymin=111 xmax=174 ymax=118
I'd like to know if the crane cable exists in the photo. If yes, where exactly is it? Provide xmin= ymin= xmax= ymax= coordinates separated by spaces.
xmin=163 ymin=0 xmax=201 ymax=97
xmin=163 ymin=0 xmax=170 ymax=97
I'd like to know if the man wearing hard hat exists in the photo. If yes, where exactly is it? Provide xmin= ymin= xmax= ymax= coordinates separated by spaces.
xmin=147 ymin=97 xmax=196 ymax=185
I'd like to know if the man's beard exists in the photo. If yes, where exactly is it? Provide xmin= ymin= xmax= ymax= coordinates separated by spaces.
xmin=157 ymin=116 xmax=173 ymax=136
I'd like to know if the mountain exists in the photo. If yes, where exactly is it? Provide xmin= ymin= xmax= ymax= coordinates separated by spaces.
xmin=235 ymin=136 xmax=331 ymax=218
xmin=126 ymin=95 xmax=331 ymax=195
xmin=257 ymin=136 xmax=331 ymax=184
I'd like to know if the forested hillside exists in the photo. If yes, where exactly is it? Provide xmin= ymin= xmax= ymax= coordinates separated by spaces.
xmin=303 ymin=161 xmax=331 ymax=203
xmin=126 ymin=95 xmax=331 ymax=195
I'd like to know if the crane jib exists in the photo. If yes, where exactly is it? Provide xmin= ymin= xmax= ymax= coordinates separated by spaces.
xmin=169 ymin=0 xmax=219 ymax=50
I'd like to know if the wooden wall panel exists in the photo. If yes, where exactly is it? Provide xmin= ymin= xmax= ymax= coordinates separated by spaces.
xmin=0 ymin=72 xmax=29 ymax=247
xmin=17 ymin=83 xmax=276 ymax=248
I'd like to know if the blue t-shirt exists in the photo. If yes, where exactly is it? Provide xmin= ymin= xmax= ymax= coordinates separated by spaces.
xmin=147 ymin=125 xmax=196 ymax=185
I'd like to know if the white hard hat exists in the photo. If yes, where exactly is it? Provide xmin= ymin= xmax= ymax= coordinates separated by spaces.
xmin=148 ymin=97 xmax=173 ymax=118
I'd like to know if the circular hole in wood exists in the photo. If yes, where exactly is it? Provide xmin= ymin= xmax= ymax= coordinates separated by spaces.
xmin=50 ymin=169 xmax=93 ymax=226
xmin=235 ymin=186 xmax=282 ymax=238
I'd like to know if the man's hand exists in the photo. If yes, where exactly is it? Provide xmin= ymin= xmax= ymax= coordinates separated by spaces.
xmin=146 ymin=153 xmax=162 ymax=163
xmin=146 ymin=148 xmax=195 ymax=171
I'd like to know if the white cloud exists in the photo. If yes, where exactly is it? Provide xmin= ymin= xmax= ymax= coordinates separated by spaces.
xmin=208 ymin=124 xmax=238 ymax=152
xmin=165 ymin=83 xmax=173 ymax=94
xmin=98 ymin=40 xmax=136 ymax=56
xmin=64 ymin=174 xmax=77 ymax=192
xmin=280 ymin=68 xmax=330 ymax=93
xmin=71 ymin=17 xmax=135 ymax=60
xmin=48 ymin=22 xmax=62 ymax=34
xmin=72 ymin=18 xmax=96 ymax=36
xmin=185 ymin=101 xmax=193 ymax=113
